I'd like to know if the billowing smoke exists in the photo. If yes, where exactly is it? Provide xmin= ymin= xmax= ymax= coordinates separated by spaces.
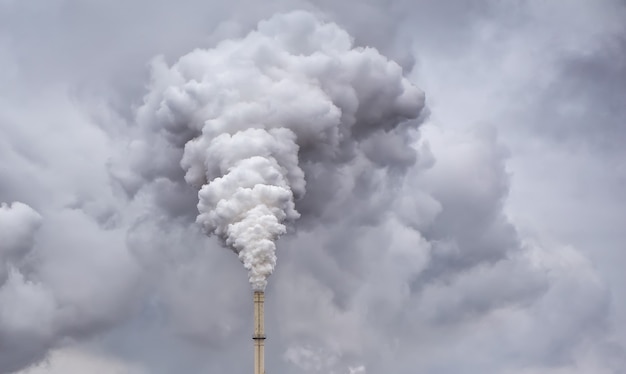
xmin=134 ymin=11 xmax=425 ymax=290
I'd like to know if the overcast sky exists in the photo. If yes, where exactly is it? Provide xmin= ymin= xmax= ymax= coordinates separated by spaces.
xmin=1 ymin=1 xmax=625 ymax=374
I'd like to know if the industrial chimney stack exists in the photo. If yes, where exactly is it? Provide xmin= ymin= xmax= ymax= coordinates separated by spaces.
xmin=253 ymin=291 xmax=266 ymax=374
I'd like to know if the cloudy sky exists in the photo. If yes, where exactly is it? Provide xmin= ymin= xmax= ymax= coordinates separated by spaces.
xmin=1 ymin=1 xmax=625 ymax=373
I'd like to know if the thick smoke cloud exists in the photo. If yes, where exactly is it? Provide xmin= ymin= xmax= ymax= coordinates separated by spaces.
xmin=129 ymin=11 xmax=424 ymax=290
xmin=0 ymin=1 xmax=624 ymax=374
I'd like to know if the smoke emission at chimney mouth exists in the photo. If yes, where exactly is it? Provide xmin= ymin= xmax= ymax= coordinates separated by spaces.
xmin=134 ymin=10 xmax=425 ymax=291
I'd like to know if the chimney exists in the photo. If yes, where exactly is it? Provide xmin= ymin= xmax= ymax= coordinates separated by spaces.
xmin=253 ymin=291 xmax=266 ymax=374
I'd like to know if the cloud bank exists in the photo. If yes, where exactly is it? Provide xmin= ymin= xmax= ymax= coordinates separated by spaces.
xmin=1 ymin=1 xmax=624 ymax=373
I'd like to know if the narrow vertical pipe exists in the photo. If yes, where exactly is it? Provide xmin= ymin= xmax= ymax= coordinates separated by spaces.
xmin=253 ymin=291 xmax=265 ymax=374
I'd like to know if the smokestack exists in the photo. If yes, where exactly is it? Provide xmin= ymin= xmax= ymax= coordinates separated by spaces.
xmin=253 ymin=291 xmax=265 ymax=374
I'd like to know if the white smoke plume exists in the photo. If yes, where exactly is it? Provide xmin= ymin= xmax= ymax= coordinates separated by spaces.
xmin=134 ymin=11 xmax=425 ymax=290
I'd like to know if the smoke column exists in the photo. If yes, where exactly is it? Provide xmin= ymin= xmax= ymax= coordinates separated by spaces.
xmin=136 ymin=10 xmax=425 ymax=291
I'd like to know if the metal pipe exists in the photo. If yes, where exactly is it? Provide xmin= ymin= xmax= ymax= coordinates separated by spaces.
xmin=253 ymin=291 xmax=265 ymax=374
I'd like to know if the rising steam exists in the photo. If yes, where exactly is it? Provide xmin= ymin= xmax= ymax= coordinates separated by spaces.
xmin=136 ymin=11 xmax=425 ymax=290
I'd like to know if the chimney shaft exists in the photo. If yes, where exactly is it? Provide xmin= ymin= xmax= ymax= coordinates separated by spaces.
xmin=253 ymin=291 xmax=265 ymax=374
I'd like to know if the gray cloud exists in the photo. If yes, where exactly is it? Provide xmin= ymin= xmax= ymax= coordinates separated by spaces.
xmin=1 ymin=1 xmax=624 ymax=374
